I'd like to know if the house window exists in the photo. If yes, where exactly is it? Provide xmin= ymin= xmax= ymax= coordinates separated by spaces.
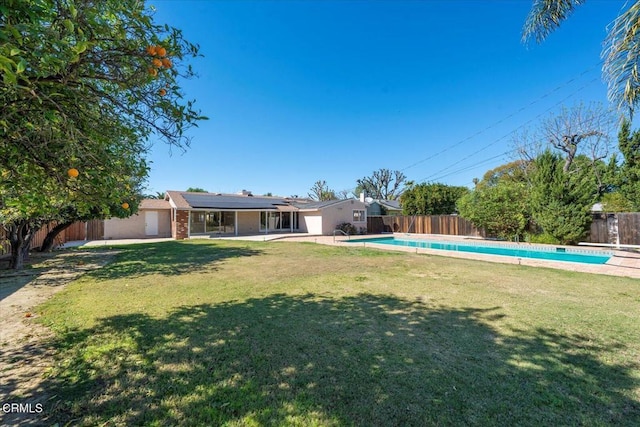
xmin=353 ymin=210 xmax=366 ymax=222
xmin=260 ymin=211 xmax=299 ymax=231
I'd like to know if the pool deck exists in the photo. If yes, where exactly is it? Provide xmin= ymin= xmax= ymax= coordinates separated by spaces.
xmin=268 ymin=233 xmax=640 ymax=279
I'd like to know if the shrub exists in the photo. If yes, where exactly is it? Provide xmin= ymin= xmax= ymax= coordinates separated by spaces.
xmin=336 ymin=222 xmax=358 ymax=235
xmin=457 ymin=181 xmax=530 ymax=240
xmin=529 ymin=151 xmax=596 ymax=245
xmin=526 ymin=233 xmax=560 ymax=245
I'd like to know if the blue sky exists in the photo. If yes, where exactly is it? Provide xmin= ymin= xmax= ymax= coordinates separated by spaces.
xmin=146 ymin=0 xmax=627 ymax=198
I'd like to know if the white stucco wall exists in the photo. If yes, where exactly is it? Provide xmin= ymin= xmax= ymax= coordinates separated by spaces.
xmin=319 ymin=199 xmax=367 ymax=235
xmin=104 ymin=209 xmax=171 ymax=239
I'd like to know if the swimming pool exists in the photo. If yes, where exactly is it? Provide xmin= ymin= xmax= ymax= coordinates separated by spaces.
xmin=347 ymin=237 xmax=612 ymax=265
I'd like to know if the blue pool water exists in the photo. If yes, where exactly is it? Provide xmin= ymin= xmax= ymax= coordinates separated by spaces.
xmin=347 ymin=237 xmax=612 ymax=265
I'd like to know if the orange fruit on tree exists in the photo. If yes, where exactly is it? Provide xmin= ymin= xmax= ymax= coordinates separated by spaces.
xmin=161 ymin=58 xmax=172 ymax=68
xmin=158 ymin=88 xmax=167 ymax=96
xmin=146 ymin=45 xmax=157 ymax=56
xmin=152 ymin=58 xmax=163 ymax=67
xmin=156 ymin=46 xmax=167 ymax=57
xmin=121 ymin=202 xmax=130 ymax=209
xmin=67 ymin=168 xmax=79 ymax=178
xmin=148 ymin=67 xmax=157 ymax=77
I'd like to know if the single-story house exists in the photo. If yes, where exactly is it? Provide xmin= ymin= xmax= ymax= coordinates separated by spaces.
xmin=166 ymin=190 xmax=368 ymax=238
xmin=103 ymin=199 xmax=172 ymax=239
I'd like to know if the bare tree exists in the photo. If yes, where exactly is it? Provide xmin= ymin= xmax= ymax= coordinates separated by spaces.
xmin=514 ymin=103 xmax=615 ymax=172
xmin=308 ymin=180 xmax=336 ymax=201
xmin=356 ymin=169 xmax=407 ymax=200
xmin=542 ymin=104 xmax=614 ymax=172
xmin=336 ymin=189 xmax=352 ymax=200
xmin=512 ymin=128 xmax=544 ymax=163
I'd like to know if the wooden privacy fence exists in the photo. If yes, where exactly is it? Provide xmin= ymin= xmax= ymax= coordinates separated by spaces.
xmin=589 ymin=213 xmax=640 ymax=245
xmin=369 ymin=213 xmax=640 ymax=244
xmin=0 ymin=219 xmax=104 ymax=255
xmin=367 ymin=215 xmax=485 ymax=237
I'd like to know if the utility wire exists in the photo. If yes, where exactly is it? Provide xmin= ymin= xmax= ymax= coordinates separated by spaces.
xmin=399 ymin=62 xmax=603 ymax=173
xmin=425 ymin=105 xmax=616 ymax=184
xmin=426 ymin=153 xmax=510 ymax=182
xmin=419 ymin=76 xmax=603 ymax=183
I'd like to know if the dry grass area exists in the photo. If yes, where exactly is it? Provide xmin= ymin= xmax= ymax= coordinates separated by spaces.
xmin=0 ymin=249 xmax=117 ymax=426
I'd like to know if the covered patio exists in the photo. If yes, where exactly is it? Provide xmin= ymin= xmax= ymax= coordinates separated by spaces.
xmin=187 ymin=207 xmax=301 ymax=237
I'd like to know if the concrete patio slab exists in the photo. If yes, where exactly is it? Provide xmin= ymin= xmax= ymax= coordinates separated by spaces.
xmin=62 ymin=238 xmax=174 ymax=248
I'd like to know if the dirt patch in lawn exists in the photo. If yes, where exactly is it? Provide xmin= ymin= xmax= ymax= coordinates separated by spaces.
xmin=0 ymin=249 xmax=117 ymax=426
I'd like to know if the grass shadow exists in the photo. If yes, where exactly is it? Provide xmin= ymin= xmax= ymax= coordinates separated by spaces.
xmin=0 ymin=274 xmax=34 ymax=302
xmin=88 ymin=240 xmax=263 ymax=280
xmin=38 ymin=293 xmax=640 ymax=426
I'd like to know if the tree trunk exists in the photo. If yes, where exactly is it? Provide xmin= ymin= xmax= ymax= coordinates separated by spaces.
xmin=39 ymin=221 xmax=74 ymax=252
xmin=6 ymin=220 xmax=38 ymax=270
xmin=563 ymin=148 xmax=576 ymax=173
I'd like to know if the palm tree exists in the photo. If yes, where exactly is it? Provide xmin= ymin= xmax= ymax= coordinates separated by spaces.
xmin=144 ymin=191 xmax=166 ymax=199
xmin=523 ymin=0 xmax=640 ymax=116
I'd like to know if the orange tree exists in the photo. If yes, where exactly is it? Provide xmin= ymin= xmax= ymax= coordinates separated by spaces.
xmin=0 ymin=0 xmax=206 ymax=268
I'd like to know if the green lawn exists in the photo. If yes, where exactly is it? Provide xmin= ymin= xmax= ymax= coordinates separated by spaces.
xmin=37 ymin=240 xmax=640 ymax=426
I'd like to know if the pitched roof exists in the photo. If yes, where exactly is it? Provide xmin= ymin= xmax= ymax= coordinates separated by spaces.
xmin=377 ymin=199 xmax=402 ymax=210
xmin=166 ymin=191 xmax=190 ymax=209
xmin=290 ymin=199 xmax=347 ymax=210
xmin=139 ymin=199 xmax=171 ymax=210
xmin=166 ymin=191 xmax=293 ymax=210
xmin=183 ymin=192 xmax=290 ymax=210
xmin=165 ymin=191 xmax=361 ymax=211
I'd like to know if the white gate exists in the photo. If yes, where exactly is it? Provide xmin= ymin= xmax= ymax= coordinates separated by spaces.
xmin=145 ymin=211 xmax=159 ymax=235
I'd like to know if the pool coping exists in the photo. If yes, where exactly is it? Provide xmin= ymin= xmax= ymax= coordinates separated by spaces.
xmin=272 ymin=233 xmax=640 ymax=279
xmin=348 ymin=235 xmax=613 ymax=258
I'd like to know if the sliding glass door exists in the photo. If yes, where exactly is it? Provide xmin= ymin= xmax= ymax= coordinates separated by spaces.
xmin=259 ymin=211 xmax=299 ymax=232
xmin=221 ymin=212 xmax=235 ymax=233
xmin=190 ymin=211 xmax=235 ymax=235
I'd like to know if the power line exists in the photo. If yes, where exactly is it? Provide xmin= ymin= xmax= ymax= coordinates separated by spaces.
xmin=426 ymin=153 xmax=510 ymax=183
xmin=399 ymin=62 xmax=603 ymax=173
xmin=424 ymin=103 xmax=616 ymax=184
xmin=418 ymin=76 xmax=603 ymax=183
xmin=426 ymin=135 xmax=554 ymax=184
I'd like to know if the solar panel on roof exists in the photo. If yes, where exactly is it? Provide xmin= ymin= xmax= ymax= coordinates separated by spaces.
xmin=181 ymin=193 xmax=287 ymax=210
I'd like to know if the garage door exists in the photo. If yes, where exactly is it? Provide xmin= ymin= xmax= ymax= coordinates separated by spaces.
xmin=303 ymin=215 xmax=322 ymax=234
